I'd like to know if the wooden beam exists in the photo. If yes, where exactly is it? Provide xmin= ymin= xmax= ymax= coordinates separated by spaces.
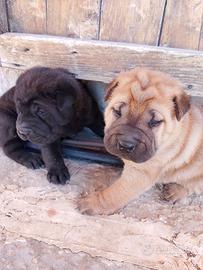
xmin=0 ymin=33 xmax=203 ymax=97
xmin=0 ymin=160 xmax=202 ymax=269
xmin=0 ymin=0 xmax=8 ymax=33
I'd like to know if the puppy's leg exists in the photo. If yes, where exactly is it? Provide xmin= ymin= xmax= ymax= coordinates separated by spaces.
xmin=161 ymin=177 xmax=203 ymax=203
xmin=185 ymin=177 xmax=203 ymax=195
xmin=0 ymin=110 xmax=44 ymax=169
xmin=41 ymin=141 xmax=70 ymax=184
xmin=78 ymin=166 xmax=158 ymax=215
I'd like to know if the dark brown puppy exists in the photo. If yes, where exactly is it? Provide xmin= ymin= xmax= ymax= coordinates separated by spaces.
xmin=0 ymin=67 xmax=103 ymax=184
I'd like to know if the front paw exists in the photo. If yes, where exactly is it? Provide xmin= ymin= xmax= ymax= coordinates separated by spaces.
xmin=160 ymin=183 xmax=188 ymax=203
xmin=77 ymin=191 xmax=116 ymax=216
xmin=21 ymin=153 xmax=45 ymax=169
xmin=47 ymin=166 xmax=70 ymax=185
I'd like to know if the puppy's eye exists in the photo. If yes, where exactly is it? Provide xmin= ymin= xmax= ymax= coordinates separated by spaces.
xmin=112 ymin=107 xmax=121 ymax=118
xmin=148 ymin=115 xmax=163 ymax=128
xmin=38 ymin=109 xmax=45 ymax=116
xmin=32 ymin=104 xmax=47 ymax=118
xmin=32 ymin=103 xmax=39 ymax=113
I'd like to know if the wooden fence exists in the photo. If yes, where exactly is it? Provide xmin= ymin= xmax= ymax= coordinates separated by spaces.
xmin=0 ymin=0 xmax=203 ymax=51
xmin=0 ymin=1 xmax=203 ymax=97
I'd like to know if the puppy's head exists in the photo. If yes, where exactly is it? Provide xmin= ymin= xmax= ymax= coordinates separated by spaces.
xmin=104 ymin=69 xmax=190 ymax=163
xmin=14 ymin=67 xmax=85 ymax=145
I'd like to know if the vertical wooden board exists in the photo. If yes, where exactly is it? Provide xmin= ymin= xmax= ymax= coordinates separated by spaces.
xmin=160 ymin=0 xmax=203 ymax=50
xmin=0 ymin=0 xmax=8 ymax=33
xmin=7 ymin=0 xmax=46 ymax=33
xmin=199 ymin=21 xmax=203 ymax=50
xmin=0 ymin=67 xmax=22 ymax=95
xmin=47 ymin=0 xmax=101 ymax=39
xmin=99 ymin=0 xmax=166 ymax=45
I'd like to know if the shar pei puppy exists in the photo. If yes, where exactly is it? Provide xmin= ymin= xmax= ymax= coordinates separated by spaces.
xmin=0 ymin=67 xmax=103 ymax=184
xmin=78 ymin=68 xmax=203 ymax=215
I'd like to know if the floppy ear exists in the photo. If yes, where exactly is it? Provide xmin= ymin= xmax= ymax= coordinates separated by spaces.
xmin=104 ymin=79 xmax=119 ymax=101
xmin=173 ymin=92 xmax=190 ymax=121
xmin=57 ymin=91 xmax=75 ymax=112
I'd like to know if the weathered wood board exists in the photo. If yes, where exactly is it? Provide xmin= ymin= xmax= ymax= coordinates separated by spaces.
xmin=100 ymin=0 xmax=166 ymax=45
xmin=0 ymin=67 xmax=22 ymax=95
xmin=46 ymin=0 xmax=101 ymax=39
xmin=0 ymin=0 xmax=8 ymax=33
xmin=2 ymin=0 xmax=203 ymax=51
xmin=0 ymin=152 xmax=202 ymax=270
xmin=0 ymin=33 xmax=203 ymax=97
xmin=7 ymin=0 xmax=46 ymax=34
xmin=199 ymin=22 xmax=203 ymax=51
xmin=160 ymin=0 xmax=203 ymax=50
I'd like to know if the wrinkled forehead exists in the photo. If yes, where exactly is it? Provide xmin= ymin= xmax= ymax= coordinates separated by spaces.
xmin=108 ymin=79 xmax=159 ymax=108
xmin=108 ymin=69 xmax=181 ymax=108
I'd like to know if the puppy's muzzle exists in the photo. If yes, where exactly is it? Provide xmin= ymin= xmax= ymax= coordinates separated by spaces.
xmin=17 ymin=123 xmax=32 ymax=141
xmin=104 ymin=124 xmax=155 ymax=163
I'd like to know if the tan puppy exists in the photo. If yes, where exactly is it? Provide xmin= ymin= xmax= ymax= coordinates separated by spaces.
xmin=78 ymin=68 xmax=203 ymax=215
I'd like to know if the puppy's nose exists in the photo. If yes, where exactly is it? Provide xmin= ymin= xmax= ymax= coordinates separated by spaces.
xmin=118 ymin=140 xmax=137 ymax=153
xmin=17 ymin=124 xmax=32 ymax=137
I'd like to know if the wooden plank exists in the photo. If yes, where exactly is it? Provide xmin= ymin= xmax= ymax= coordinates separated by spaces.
xmin=160 ymin=0 xmax=203 ymax=50
xmin=199 ymin=20 xmax=203 ymax=50
xmin=0 ymin=0 xmax=8 ymax=33
xmin=0 ymin=67 xmax=22 ymax=95
xmin=7 ymin=0 xmax=46 ymax=33
xmin=0 ymin=154 xmax=202 ymax=269
xmin=47 ymin=0 xmax=101 ymax=39
xmin=0 ymin=33 xmax=203 ymax=97
xmin=99 ymin=0 xmax=166 ymax=45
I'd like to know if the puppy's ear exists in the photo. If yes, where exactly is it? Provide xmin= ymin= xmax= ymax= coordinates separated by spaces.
xmin=173 ymin=92 xmax=190 ymax=121
xmin=57 ymin=91 xmax=74 ymax=112
xmin=104 ymin=79 xmax=119 ymax=101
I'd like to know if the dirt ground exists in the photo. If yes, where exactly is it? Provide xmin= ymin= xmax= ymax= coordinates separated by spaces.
xmin=0 ymin=150 xmax=203 ymax=270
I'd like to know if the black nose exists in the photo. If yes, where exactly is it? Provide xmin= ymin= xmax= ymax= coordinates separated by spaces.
xmin=17 ymin=124 xmax=32 ymax=137
xmin=118 ymin=140 xmax=137 ymax=153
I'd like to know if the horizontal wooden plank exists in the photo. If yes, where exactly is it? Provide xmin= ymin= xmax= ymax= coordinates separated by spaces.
xmin=0 ymin=154 xmax=202 ymax=269
xmin=0 ymin=33 xmax=203 ymax=97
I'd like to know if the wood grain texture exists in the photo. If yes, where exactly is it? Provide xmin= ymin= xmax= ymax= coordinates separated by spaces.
xmin=160 ymin=0 xmax=203 ymax=50
xmin=0 ymin=153 xmax=202 ymax=270
xmin=0 ymin=33 xmax=203 ymax=97
xmin=99 ymin=0 xmax=166 ymax=45
xmin=0 ymin=67 xmax=22 ymax=95
xmin=199 ymin=20 xmax=203 ymax=50
xmin=47 ymin=0 xmax=101 ymax=39
xmin=7 ymin=0 xmax=46 ymax=33
xmin=0 ymin=0 xmax=8 ymax=33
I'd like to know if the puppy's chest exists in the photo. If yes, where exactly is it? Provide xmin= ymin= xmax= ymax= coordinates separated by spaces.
xmin=59 ymin=121 xmax=84 ymax=138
